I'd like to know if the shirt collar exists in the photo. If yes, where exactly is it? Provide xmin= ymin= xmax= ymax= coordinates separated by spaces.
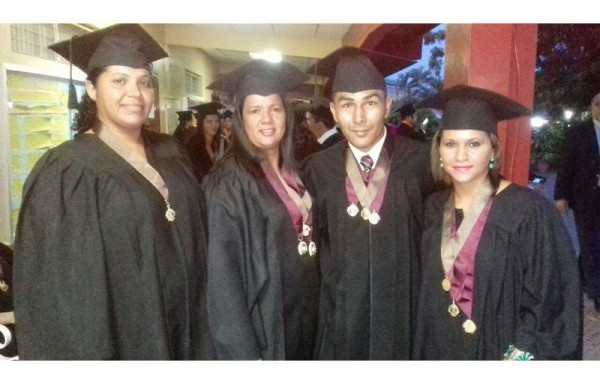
xmin=318 ymin=126 xmax=338 ymax=144
xmin=348 ymin=127 xmax=387 ymax=170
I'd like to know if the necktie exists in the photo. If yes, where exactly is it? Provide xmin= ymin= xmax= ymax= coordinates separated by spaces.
xmin=360 ymin=154 xmax=374 ymax=184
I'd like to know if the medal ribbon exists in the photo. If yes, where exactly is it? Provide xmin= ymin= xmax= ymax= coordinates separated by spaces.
xmin=345 ymin=147 xmax=390 ymax=217
xmin=95 ymin=128 xmax=170 ymax=202
xmin=440 ymin=182 xmax=494 ymax=319
xmin=261 ymin=162 xmax=313 ymax=236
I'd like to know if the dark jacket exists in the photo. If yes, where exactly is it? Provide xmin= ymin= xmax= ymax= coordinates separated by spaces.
xmin=554 ymin=120 xmax=600 ymax=213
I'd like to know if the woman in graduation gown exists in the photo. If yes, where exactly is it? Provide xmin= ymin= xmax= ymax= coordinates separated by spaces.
xmin=186 ymin=101 xmax=223 ymax=182
xmin=413 ymin=85 xmax=582 ymax=360
xmin=203 ymin=60 xmax=319 ymax=360
xmin=13 ymin=24 xmax=214 ymax=360
xmin=172 ymin=110 xmax=197 ymax=147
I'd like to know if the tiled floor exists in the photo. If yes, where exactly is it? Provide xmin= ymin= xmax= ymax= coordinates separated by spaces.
xmin=530 ymin=169 xmax=599 ymax=360
xmin=583 ymin=296 xmax=600 ymax=360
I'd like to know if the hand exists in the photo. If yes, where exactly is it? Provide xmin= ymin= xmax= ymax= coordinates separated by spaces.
xmin=555 ymin=199 xmax=569 ymax=215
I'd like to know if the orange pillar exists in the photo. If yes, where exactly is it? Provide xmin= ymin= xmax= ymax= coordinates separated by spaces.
xmin=444 ymin=24 xmax=538 ymax=186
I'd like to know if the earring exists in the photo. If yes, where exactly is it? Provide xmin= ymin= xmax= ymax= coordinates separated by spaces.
xmin=489 ymin=158 xmax=495 ymax=170
xmin=439 ymin=157 xmax=444 ymax=169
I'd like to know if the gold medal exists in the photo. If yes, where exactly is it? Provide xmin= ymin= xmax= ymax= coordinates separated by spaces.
xmin=298 ymin=240 xmax=308 ymax=256
xmin=165 ymin=208 xmax=176 ymax=222
xmin=165 ymin=206 xmax=176 ymax=222
xmin=308 ymin=241 xmax=317 ymax=257
xmin=448 ymin=302 xmax=459 ymax=317
xmin=347 ymin=203 xmax=359 ymax=217
xmin=463 ymin=319 xmax=477 ymax=334
xmin=368 ymin=211 xmax=380 ymax=225
xmin=360 ymin=207 xmax=371 ymax=221
xmin=441 ymin=278 xmax=451 ymax=292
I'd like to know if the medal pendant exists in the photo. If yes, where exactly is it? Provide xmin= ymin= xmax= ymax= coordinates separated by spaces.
xmin=360 ymin=207 xmax=371 ymax=221
xmin=463 ymin=319 xmax=477 ymax=334
xmin=298 ymin=240 xmax=308 ymax=256
xmin=302 ymin=223 xmax=311 ymax=237
xmin=347 ymin=203 xmax=359 ymax=217
xmin=368 ymin=211 xmax=380 ymax=225
xmin=0 ymin=280 xmax=7 ymax=292
xmin=308 ymin=241 xmax=317 ymax=257
xmin=448 ymin=302 xmax=460 ymax=317
xmin=165 ymin=207 xmax=176 ymax=222
xmin=441 ymin=278 xmax=451 ymax=292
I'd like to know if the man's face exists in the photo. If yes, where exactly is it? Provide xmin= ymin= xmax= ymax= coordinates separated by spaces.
xmin=592 ymin=93 xmax=600 ymax=121
xmin=330 ymin=89 xmax=391 ymax=152
xmin=305 ymin=111 xmax=318 ymax=135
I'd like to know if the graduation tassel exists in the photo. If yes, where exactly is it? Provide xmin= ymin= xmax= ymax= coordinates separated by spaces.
xmin=67 ymin=36 xmax=79 ymax=110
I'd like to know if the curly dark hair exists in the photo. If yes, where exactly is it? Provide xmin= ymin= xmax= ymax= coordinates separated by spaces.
xmin=72 ymin=67 xmax=151 ymax=136
xmin=72 ymin=68 xmax=103 ymax=136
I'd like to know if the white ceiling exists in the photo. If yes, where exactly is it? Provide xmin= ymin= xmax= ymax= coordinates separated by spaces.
xmin=164 ymin=23 xmax=354 ymax=73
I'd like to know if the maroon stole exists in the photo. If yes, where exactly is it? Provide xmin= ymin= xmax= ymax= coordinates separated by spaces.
xmin=344 ymin=147 xmax=391 ymax=224
xmin=262 ymin=162 xmax=316 ymax=256
xmin=440 ymin=182 xmax=494 ymax=332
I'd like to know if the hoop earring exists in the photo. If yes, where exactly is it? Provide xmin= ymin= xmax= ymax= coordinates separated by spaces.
xmin=439 ymin=157 xmax=444 ymax=169
xmin=489 ymin=158 xmax=495 ymax=170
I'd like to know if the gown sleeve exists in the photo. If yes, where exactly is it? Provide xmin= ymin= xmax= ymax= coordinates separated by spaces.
xmin=514 ymin=196 xmax=582 ymax=360
xmin=203 ymin=168 xmax=265 ymax=360
xmin=13 ymin=150 xmax=113 ymax=360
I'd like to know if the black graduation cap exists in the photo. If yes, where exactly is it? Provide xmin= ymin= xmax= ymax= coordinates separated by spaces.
xmin=416 ymin=84 xmax=531 ymax=135
xmin=176 ymin=110 xmax=193 ymax=122
xmin=191 ymin=101 xmax=224 ymax=118
xmin=48 ymin=24 xmax=167 ymax=75
xmin=48 ymin=24 xmax=168 ymax=110
xmin=207 ymin=59 xmax=309 ymax=102
xmin=306 ymin=46 xmax=414 ymax=94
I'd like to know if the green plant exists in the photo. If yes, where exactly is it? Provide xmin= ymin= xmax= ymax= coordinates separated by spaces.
xmin=530 ymin=120 xmax=568 ymax=169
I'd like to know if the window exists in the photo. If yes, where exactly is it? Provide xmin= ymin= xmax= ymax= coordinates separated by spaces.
xmin=11 ymin=24 xmax=89 ymax=63
xmin=185 ymin=71 xmax=202 ymax=100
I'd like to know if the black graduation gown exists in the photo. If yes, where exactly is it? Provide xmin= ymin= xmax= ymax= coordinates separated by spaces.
xmin=14 ymin=131 xmax=214 ymax=360
xmin=186 ymin=132 xmax=218 ymax=183
xmin=203 ymin=158 xmax=319 ymax=360
xmin=173 ymin=124 xmax=196 ymax=148
xmin=414 ymin=185 xmax=583 ymax=360
xmin=302 ymin=135 xmax=431 ymax=360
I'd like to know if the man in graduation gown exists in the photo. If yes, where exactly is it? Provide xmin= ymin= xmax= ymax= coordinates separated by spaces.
xmin=302 ymin=47 xmax=431 ymax=360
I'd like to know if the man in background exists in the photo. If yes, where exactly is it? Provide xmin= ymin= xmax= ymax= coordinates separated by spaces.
xmin=555 ymin=92 xmax=600 ymax=313
xmin=305 ymin=104 xmax=343 ymax=150
xmin=397 ymin=103 xmax=416 ymax=137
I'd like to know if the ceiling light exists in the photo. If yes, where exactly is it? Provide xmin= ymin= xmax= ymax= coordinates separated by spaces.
xmin=249 ymin=50 xmax=282 ymax=63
